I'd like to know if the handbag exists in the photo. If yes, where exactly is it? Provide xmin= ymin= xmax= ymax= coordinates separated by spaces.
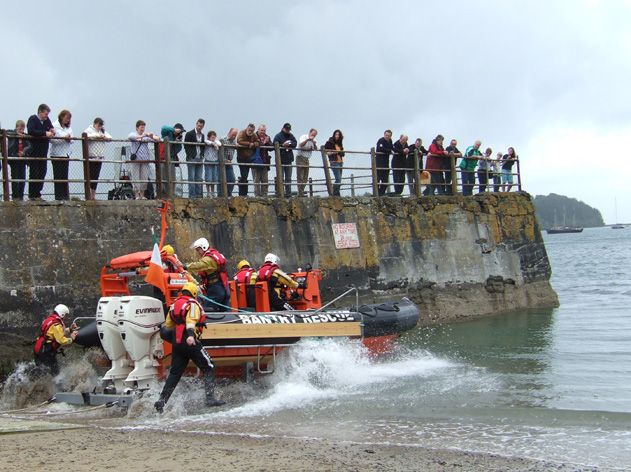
xmin=130 ymin=141 xmax=141 ymax=161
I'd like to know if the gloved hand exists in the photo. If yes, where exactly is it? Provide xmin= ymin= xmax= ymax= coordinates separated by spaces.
xmin=290 ymin=291 xmax=301 ymax=301
xmin=70 ymin=330 xmax=78 ymax=341
xmin=298 ymin=282 xmax=307 ymax=289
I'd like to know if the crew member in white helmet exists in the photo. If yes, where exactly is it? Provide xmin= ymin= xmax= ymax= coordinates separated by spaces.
xmin=185 ymin=237 xmax=230 ymax=310
xmin=257 ymin=253 xmax=304 ymax=310
xmin=33 ymin=304 xmax=78 ymax=375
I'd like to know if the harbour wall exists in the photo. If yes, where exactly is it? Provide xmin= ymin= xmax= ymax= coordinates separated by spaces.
xmin=0 ymin=193 xmax=558 ymax=372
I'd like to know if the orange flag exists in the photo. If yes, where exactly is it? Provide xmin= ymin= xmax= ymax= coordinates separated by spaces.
xmin=145 ymin=243 xmax=167 ymax=296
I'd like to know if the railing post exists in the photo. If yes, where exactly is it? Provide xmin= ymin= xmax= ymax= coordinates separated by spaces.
xmin=1 ymin=130 xmax=10 ymax=201
xmin=274 ymin=141 xmax=284 ymax=199
xmin=218 ymin=145 xmax=228 ymax=198
xmin=154 ymin=141 xmax=162 ymax=199
xmin=319 ymin=146 xmax=333 ymax=196
xmin=164 ymin=138 xmax=173 ymax=199
xmin=516 ymin=158 xmax=522 ymax=192
xmin=81 ymin=132 xmax=91 ymax=200
xmin=370 ymin=147 xmax=379 ymax=197
xmin=350 ymin=174 xmax=355 ymax=197
xmin=413 ymin=148 xmax=421 ymax=197
xmin=308 ymin=177 xmax=313 ymax=197
xmin=450 ymin=153 xmax=458 ymax=195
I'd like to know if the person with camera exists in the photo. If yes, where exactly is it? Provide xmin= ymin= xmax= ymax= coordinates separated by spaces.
xmin=84 ymin=117 xmax=112 ymax=199
xmin=127 ymin=120 xmax=159 ymax=200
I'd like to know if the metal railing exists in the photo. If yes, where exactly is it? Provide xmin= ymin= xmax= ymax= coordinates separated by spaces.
xmin=0 ymin=130 xmax=522 ymax=201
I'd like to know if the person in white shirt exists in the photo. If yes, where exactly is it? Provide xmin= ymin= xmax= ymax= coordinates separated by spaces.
xmin=84 ymin=117 xmax=112 ymax=199
xmin=296 ymin=128 xmax=317 ymax=197
xmin=128 ymin=120 xmax=159 ymax=199
xmin=204 ymin=130 xmax=222 ymax=197
xmin=49 ymin=109 xmax=73 ymax=200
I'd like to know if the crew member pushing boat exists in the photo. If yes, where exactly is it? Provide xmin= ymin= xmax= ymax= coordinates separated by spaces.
xmin=33 ymin=304 xmax=78 ymax=376
xmin=185 ymin=237 xmax=230 ymax=310
xmin=258 ymin=253 xmax=304 ymax=310
xmin=155 ymin=282 xmax=225 ymax=413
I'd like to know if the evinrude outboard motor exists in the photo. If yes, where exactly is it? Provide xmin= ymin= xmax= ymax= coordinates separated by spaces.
xmin=118 ymin=296 xmax=165 ymax=389
xmin=96 ymin=297 xmax=133 ymax=392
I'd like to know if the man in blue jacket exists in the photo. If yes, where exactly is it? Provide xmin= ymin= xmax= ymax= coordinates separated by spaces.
xmin=273 ymin=123 xmax=297 ymax=197
xmin=26 ymin=104 xmax=55 ymax=200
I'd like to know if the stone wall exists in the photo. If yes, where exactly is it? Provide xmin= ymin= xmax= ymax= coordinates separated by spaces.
xmin=0 ymin=193 xmax=558 ymax=370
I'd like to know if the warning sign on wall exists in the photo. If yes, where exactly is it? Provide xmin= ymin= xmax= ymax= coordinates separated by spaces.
xmin=332 ymin=223 xmax=361 ymax=249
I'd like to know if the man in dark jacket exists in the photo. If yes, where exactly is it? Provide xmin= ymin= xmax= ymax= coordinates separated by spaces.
xmin=407 ymin=138 xmax=428 ymax=195
xmin=444 ymin=138 xmax=462 ymax=195
xmin=184 ymin=119 xmax=206 ymax=198
xmin=273 ymin=123 xmax=297 ymax=197
xmin=392 ymin=135 xmax=409 ymax=195
xmin=26 ymin=104 xmax=54 ymax=200
xmin=375 ymin=130 xmax=393 ymax=196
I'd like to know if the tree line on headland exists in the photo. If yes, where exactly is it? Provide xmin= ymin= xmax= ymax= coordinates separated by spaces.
xmin=533 ymin=193 xmax=604 ymax=229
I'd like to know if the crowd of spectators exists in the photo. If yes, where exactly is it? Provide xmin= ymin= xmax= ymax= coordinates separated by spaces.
xmin=1 ymin=104 xmax=518 ymax=201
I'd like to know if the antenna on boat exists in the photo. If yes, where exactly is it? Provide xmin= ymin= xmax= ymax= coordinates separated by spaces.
xmin=157 ymin=200 xmax=170 ymax=249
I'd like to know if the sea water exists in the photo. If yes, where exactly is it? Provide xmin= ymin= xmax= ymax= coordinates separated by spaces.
xmin=12 ymin=227 xmax=631 ymax=469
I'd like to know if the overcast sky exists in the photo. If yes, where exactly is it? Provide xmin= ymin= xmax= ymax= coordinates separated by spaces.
xmin=1 ymin=0 xmax=630 ymax=223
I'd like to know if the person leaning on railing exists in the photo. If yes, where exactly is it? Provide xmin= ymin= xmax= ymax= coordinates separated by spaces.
xmin=461 ymin=140 xmax=482 ymax=196
xmin=375 ymin=130 xmax=393 ymax=196
xmin=296 ymin=128 xmax=317 ymax=197
xmin=444 ymin=138 xmax=462 ymax=195
xmin=236 ymin=124 xmax=259 ymax=197
xmin=26 ymin=103 xmax=54 ymax=201
xmin=49 ymin=109 xmax=73 ymax=201
xmin=204 ymin=130 xmax=221 ymax=198
xmin=160 ymin=123 xmax=185 ymax=198
xmin=477 ymin=147 xmax=493 ymax=193
xmin=184 ymin=119 xmax=206 ymax=199
xmin=273 ymin=123 xmax=297 ymax=197
xmin=501 ymin=147 xmax=518 ymax=192
xmin=127 ymin=120 xmax=159 ymax=200
xmin=324 ymin=129 xmax=344 ymax=197
xmin=492 ymin=152 xmax=502 ymax=192
xmin=392 ymin=134 xmax=410 ymax=196
xmin=407 ymin=138 xmax=428 ymax=195
xmin=6 ymin=120 xmax=30 ymax=201
xmin=254 ymin=125 xmax=272 ymax=197
xmin=220 ymin=128 xmax=238 ymax=197
xmin=425 ymin=134 xmax=447 ymax=196
xmin=84 ymin=118 xmax=112 ymax=199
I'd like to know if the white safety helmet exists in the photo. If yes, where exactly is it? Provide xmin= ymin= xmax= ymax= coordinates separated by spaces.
xmin=192 ymin=237 xmax=210 ymax=252
xmin=264 ymin=253 xmax=279 ymax=265
xmin=53 ymin=304 xmax=70 ymax=319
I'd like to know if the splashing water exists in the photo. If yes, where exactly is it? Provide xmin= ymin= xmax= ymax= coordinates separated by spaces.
xmin=175 ymin=337 xmax=453 ymax=423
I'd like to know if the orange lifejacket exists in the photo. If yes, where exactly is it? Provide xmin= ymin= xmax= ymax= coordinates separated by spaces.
xmin=258 ymin=262 xmax=279 ymax=282
xmin=234 ymin=268 xmax=256 ymax=285
xmin=34 ymin=313 xmax=64 ymax=355
xmin=199 ymin=248 xmax=228 ymax=289
xmin=170 ymin=295 xmax=206 ymax=344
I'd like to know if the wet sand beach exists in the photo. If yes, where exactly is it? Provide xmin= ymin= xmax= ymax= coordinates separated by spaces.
xmin=0 ymin=424 xmax=600 ymax=471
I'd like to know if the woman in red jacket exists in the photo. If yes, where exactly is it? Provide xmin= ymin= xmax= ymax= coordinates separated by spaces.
xmin=424 ymin=135 xmax=448 ymax=195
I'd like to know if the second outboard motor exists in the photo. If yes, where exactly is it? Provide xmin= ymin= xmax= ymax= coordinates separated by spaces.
xmin=119 ymin=296 xmax=165 ymax=389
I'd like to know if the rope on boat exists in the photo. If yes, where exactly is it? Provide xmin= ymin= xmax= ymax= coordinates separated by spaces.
xmin=7 ymin=401 xmax=119 ymax=417
xmin=0 ymin=397 xmax=57 ymax=415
